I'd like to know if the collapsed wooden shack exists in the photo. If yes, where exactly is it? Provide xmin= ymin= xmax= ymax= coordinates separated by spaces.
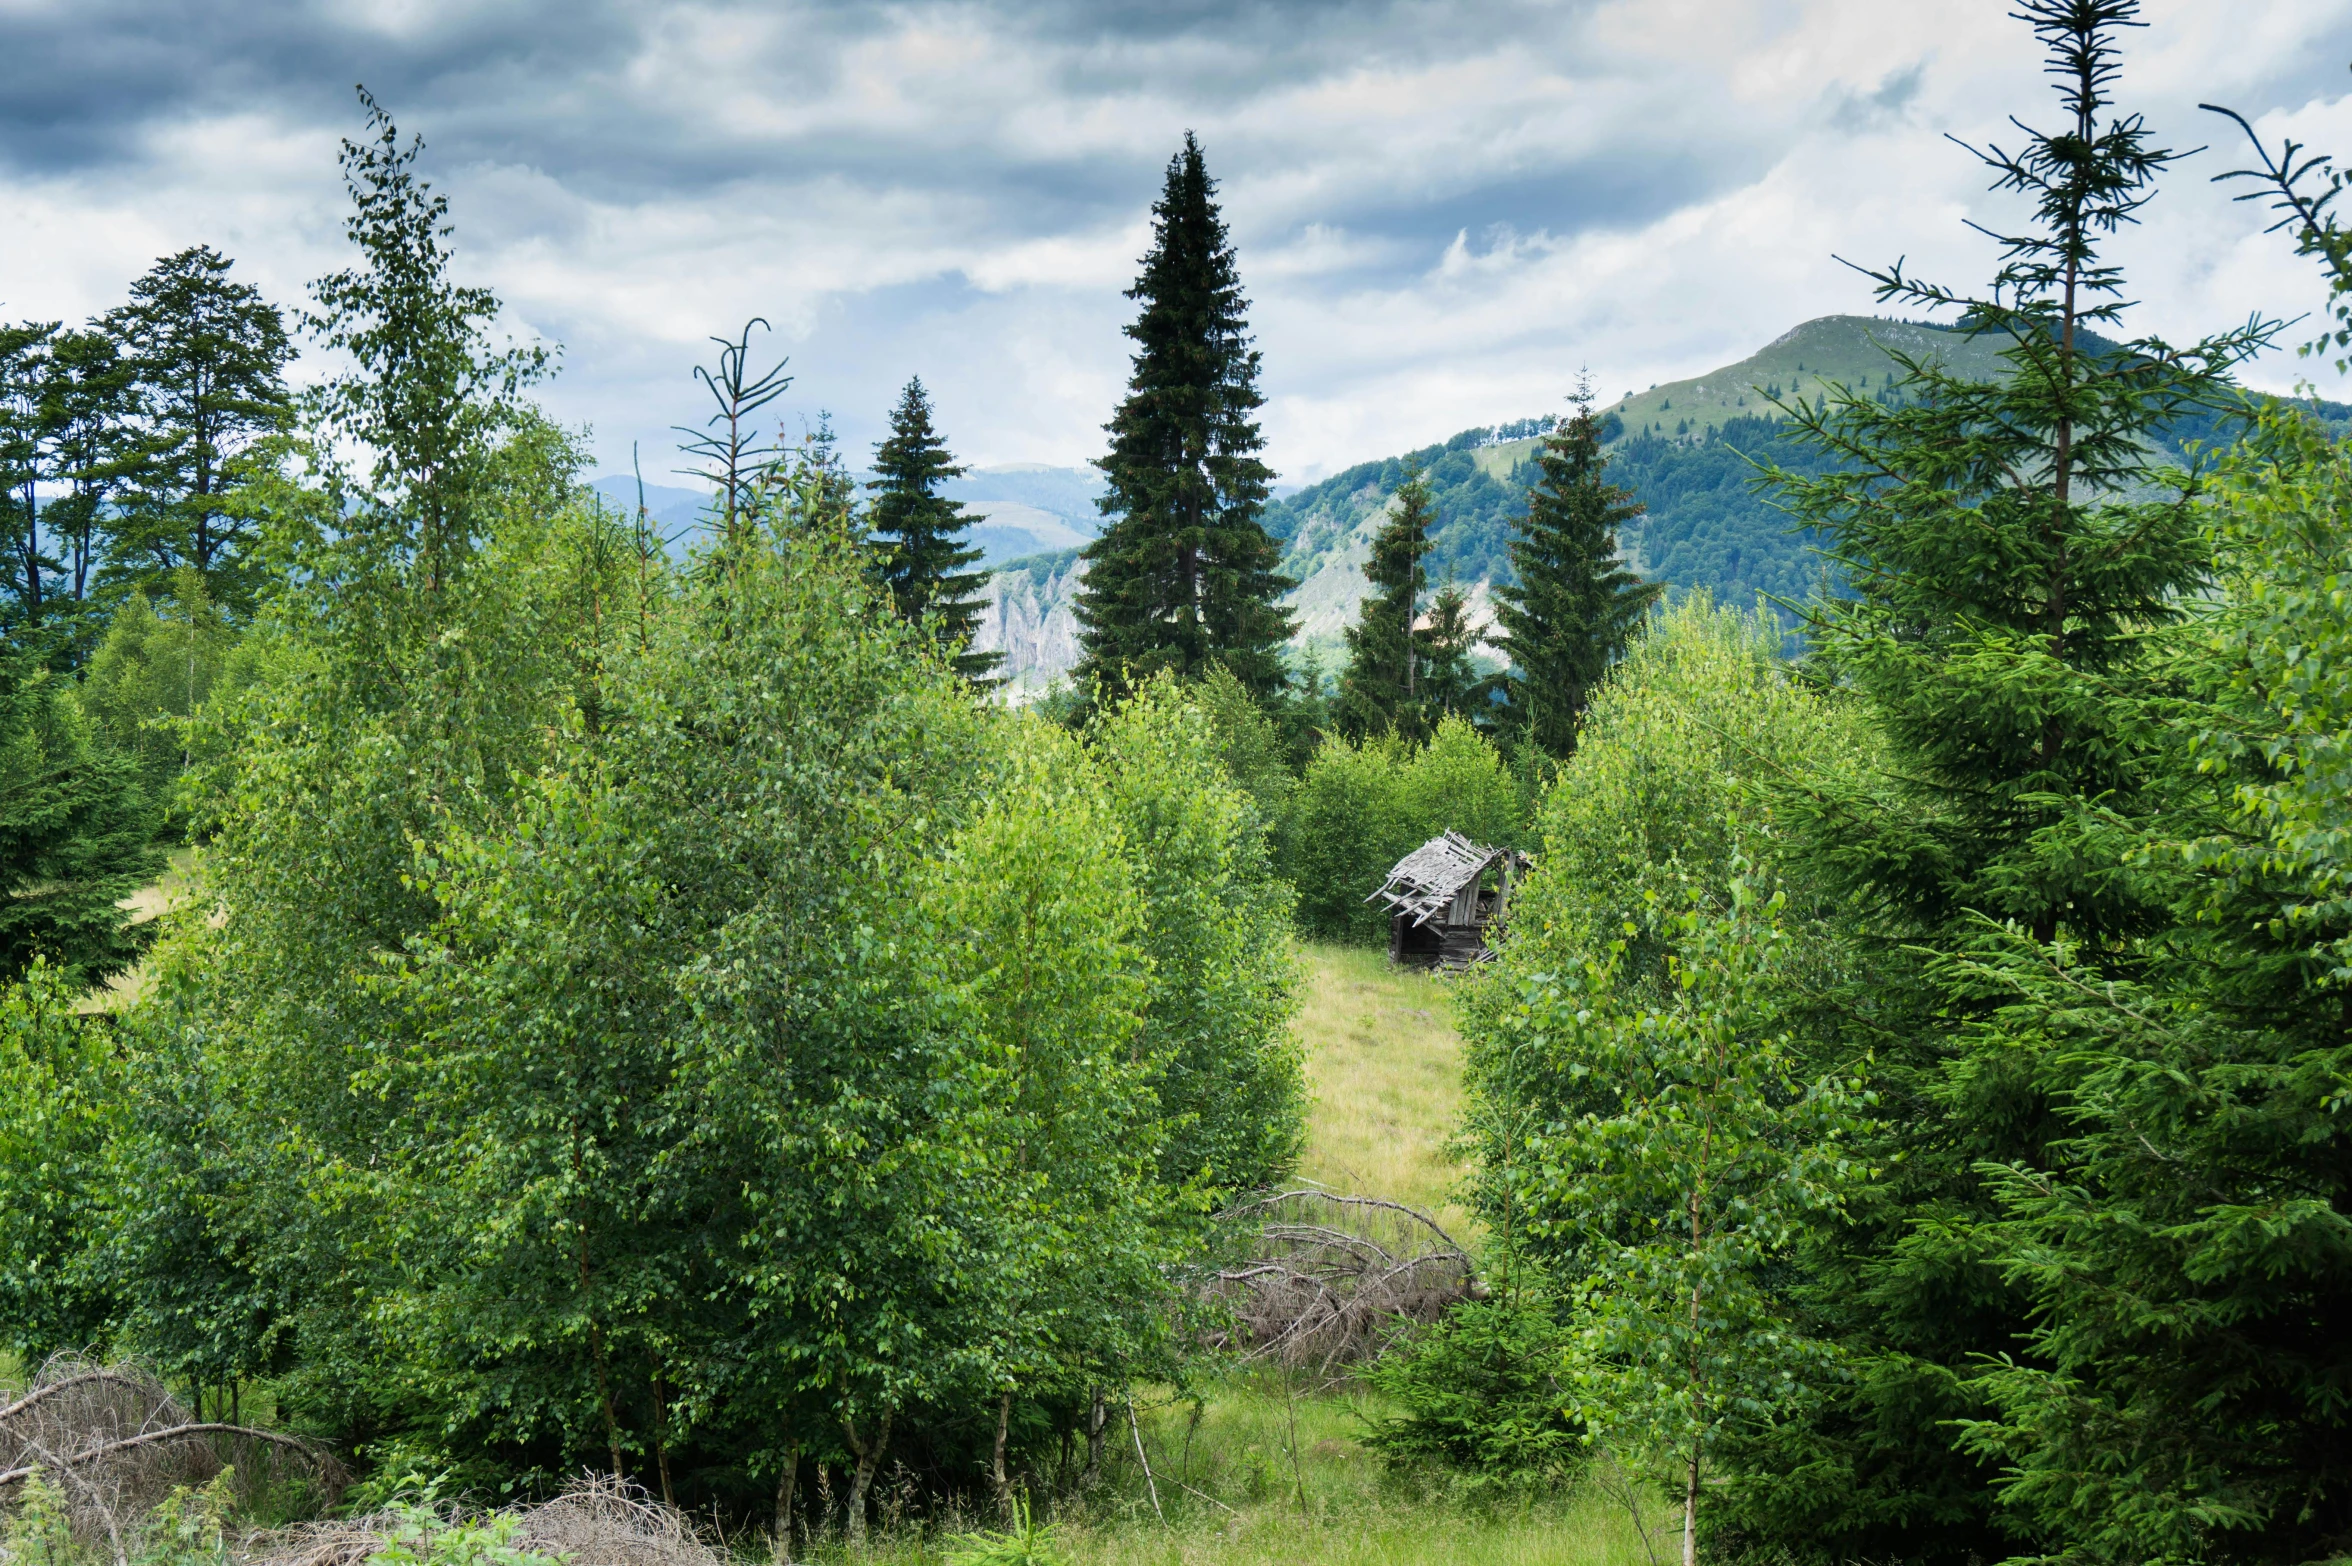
xmin=1366 ymin=830 xmax=1523 ymax=969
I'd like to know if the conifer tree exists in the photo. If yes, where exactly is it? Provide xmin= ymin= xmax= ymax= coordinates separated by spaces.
xmin=1075 ymin=134 xmax=1293 ymax=701
xmin=1418 ymin=577 xmax=1481 ymax=720
xmin=38 ymin=327 xmax=137 ymax=622
xmin=1720 ymin=2 xmax=2279 ymax=1556
xmin=0 ymin=325 xmax=57 ymax=631
xmin=1337 ymin=463 xmax=1434 ymax=737
xmin=0 ymin=647 xmax=162 ymax=985
xmin=868 ymin=377 xmax=999 ymax=685
xmin=105 ymin=246 xmax=293 ymax=614
xmin=1490 ymin=384 xmax=1658 ymax=756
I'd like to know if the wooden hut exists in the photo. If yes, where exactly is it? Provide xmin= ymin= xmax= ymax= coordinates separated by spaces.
xmin=1366 ymin=831 xmax=1522 ymax=970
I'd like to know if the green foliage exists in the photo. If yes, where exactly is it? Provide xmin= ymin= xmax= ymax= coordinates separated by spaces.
xmin=1487 ymin=593 xmax=1870 ymax=989
xmin=1689 ymin=6 xmax=2287 ymax=1559
xmin=104 ymin=246 xmax=294 ymax=614
xmin=0 ymin=653 xmax=162 ymax=984
xmin=1490 ymin=388 xmax=1660 ymax=756
xmin=869 ymin=377 xmax=998 ymax=686
xmin=304 ymin=89 xmax=550 ymax=594
xmin=1337 ymin=465 xmax=1435 ymax=740
xmin=1415 ymin=579 xmax=1482 ymax=721
xmin=1076 ymin=134 xmax=1294 ymax=702
xmin=0 ymin=962 xmax=125 ymax=1360
xmin=81 ymin=572 xmax=246 ymax=821
xmin=355 ymin=1506 xmax=563 ymax=1566
xmin=35 ymin=325 xmax=138 ymax=655
xmin=943 ymin=1495 xmax=1068 ymax=1566
xmin=1365 ymin=1291 xmax=1580 ymax=1483
xmin=1283 ymin=718 xmax=1527 ymax=945
xmin=135 ymin=1469 xmax=238 ymax=1566
xmin=1184 ymin=663 xmax=1294 ymax=836
xmin=1089 ymin=677 xmax=1305 ymax=1198
xmin=1910 ymin=406 xmax=2352 ymax=1566
xmin=1528 ymin=878 xmax=1870 ymax=1553
xmin=3 ymin=1468 xmax=75 ymax=1566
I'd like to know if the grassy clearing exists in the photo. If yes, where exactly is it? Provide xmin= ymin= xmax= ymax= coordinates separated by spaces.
xmin=1292 ymin=942 xmax=1475 ymax=1238
xmin=87 ymin=846 xmax=199 ymax=1013
xmin=827 ymin=1386 xmax=1657 ymax=1566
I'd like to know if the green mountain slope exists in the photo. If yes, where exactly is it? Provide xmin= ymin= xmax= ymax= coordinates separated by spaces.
xmin=978 ymin=315 xmax=2349 ymax=687
xmin=1267 ymin=314 xmax=2348 ymax=649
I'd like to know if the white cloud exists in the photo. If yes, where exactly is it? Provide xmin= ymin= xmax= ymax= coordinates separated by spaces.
xmin=0 ymin=0 xmax=2343 ymax=479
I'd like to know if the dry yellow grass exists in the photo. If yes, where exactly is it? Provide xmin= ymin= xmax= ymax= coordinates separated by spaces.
xmin=1292 ymin=942 xmax=1477 ymax=1240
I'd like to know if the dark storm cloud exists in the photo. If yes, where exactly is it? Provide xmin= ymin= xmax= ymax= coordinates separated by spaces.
xmin=6 ymin=0 xmax=2337 ymax=480
xmin=0 ymin=0 xmax=1625 ymax=247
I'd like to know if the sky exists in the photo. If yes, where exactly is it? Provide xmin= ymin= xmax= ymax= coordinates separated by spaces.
xmin=4 ymin=0 xmax=2351 ymax=486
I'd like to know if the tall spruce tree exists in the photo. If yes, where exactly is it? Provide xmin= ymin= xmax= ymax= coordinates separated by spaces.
xmin=106 ymin=246 xmax=293 ymax=615
xmin=867 ymin=377 xmax=999 ymax=686
xmin=1716 ymin=2 xmax=2279 ymax=1559
xmin=1074 ymin=133 xmax=1293 ymax=701
xmin=0 ymin=325 xmax=56 ymax=634
xmin=1337 ymin=463 xmax=1434 ymax=738
xmin=1490 ymin=383 xmax=1658 ymax=756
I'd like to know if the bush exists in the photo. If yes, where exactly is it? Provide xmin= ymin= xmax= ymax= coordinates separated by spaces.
xmin=1282 ymin=717 xmax=1525 ymax=944
xmin=1365 ymin=1289 xmax=1581 ymax=1483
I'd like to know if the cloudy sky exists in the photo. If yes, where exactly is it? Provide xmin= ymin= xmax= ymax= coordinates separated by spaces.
xmin=4 ymin=0 xmax=2350 ymax=485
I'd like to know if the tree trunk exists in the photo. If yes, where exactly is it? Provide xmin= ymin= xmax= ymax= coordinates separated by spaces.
xmin=1683 ymin=1446 xmax=1700 ymax=1566
xmin=990 ymin=1391 xmax=1013 ymax=1523
xmin=771 ymin=1445 xmax=798 ymax=1564
xmin=653 ymin=1366 xmax=675 ymax=1508
xmin=1082 ymin=1386 xmax=1106 ymax=1487
xmin=841 ymin=1407 xmax=892 ymax=1548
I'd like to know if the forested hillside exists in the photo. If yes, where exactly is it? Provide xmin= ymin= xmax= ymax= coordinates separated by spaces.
xmin=1266 ymin=313 xmax=2352 ymax=654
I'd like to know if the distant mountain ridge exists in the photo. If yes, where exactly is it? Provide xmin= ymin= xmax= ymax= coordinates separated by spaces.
xmin=590 ymin=463 xmax=1109 ymax=571
xmin=618 ymin=317 xmax=2352 ymax=695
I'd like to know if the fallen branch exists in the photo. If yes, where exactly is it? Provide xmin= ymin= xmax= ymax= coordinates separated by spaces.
xmin=1195 ymin=1187 xmax=1481 ymax=1382
xmin=0 ymin=1424 xmax=328 ymax=1490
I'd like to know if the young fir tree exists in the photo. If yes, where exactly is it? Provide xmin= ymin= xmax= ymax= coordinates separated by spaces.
xmin=867 ymin=377 xmax=999 ymax=686
xmin=1489 ymin=384 xmax=1658 ymax=756
xmin=1074 ymin=133 xmax=1293 ymax=702
xmin=0 ymin=646 xmax=163 ymax=985
xmin=1418 ymin=577 xmax=1481 ymax=720
xmin=1719 ymin=3 xmax=2278 ymax=1559
xmin=105 ymin=246 xmax=294 ymax=615
xmin=1337 ymin=463 xmax=1434 ymax=738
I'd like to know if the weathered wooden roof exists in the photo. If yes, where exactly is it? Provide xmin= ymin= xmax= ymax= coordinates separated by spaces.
xmin=1366 ymin=831 xmax=1511 ymax=927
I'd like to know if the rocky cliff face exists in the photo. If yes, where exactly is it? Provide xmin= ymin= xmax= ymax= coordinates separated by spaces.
xmin=972 ymin=550 xmax=1086 ymax=696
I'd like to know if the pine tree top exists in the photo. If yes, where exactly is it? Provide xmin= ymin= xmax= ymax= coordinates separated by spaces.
xmin=867 ymin=377 xmax=999 ymax=688
xmin=1075 ymin=133 xmax=1293 ymax=701
xmin=1767 ymin=0 xmax=2276 ymax=943
xmin=1490 ymin=385 xmax=1659 ymax=756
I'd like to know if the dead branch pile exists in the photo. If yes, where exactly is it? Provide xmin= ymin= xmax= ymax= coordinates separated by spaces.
xmin=513 ymin=1474 xmax=721 ymax=1566
xmin=251 ymin=1475 xmax=723 ymax=1566
xmin=0 ymin=1354 xmax=343 ymax=1559
xmin=1197 ymin=1188 xmax=1482 ymax=1382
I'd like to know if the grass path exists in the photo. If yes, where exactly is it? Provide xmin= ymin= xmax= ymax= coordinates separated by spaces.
xmin=1293 ymin=942 xmax=1477 ymax=1240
